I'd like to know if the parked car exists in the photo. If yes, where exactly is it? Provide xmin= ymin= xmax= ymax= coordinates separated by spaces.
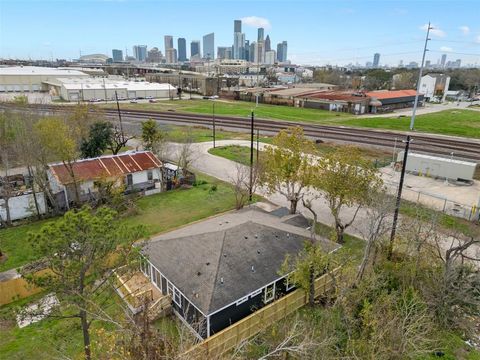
xmin=145 ymin=96 xmax=154 ymax=99
xmin=130 ymin=99 xmax=138 ymax=103
xmin=149 ymin=99 xmax=157 ymax=103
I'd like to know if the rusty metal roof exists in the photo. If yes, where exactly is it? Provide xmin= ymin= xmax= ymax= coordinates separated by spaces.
xmin=49 ymin=151 xmax=162 ymax=185
xmin=304 ymin=90 xmax=369 ymax=102
xmin=366 ymin=89 xmax=418 ymax=100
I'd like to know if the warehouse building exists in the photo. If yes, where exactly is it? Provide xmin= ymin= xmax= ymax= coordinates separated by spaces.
xmin=366 ymin=90 xmax=423 ymax=113
xmin=0 ymin=66 xmax=89 ymax=92
xmin=43 ymin=77 xmax=176 ymax=101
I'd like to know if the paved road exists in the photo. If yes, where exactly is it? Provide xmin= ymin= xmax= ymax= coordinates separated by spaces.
xmin=165 ymin=139 xmax=383 ymax=241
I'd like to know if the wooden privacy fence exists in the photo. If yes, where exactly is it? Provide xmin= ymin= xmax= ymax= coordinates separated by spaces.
xmin=182 ymin=266 xmax=342 ymax=359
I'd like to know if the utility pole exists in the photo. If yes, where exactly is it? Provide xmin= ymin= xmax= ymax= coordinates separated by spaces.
xmin=388 ymin=135 xmax=412 ymax=259
xmin=103 ymin=77 xmax=108 ymax=103
xmin=212 ymin=101 xmax=216 ymax=148
xmin=256 ymin=128 xmax=260 ymax=163
xmin=410 ymin=22 xmax=432 ymax=130
xmin=249 ymin=111 xmax=255 ymax=202
xmin=115 ymin=90 xmax=125 ymax=143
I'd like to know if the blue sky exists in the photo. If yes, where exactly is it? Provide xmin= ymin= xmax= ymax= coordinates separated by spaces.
xmin=1 ymin=0 xmax=479 ymax=66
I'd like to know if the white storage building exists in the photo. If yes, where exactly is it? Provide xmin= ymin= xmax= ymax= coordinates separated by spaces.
xmin=43 ymin=77 xmax=176 ymax=101
xmin=0 ymin=66 xmax=89 ymax=92
xmin=397 ymin=151 xmax=476 ymax=181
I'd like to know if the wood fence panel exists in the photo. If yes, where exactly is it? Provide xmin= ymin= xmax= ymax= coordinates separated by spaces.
xmin=182 ymin=267 xmax=341 ymax=359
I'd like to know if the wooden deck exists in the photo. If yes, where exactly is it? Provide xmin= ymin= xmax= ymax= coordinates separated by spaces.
xmin=115 ymin=271 xmax=170 ymax=318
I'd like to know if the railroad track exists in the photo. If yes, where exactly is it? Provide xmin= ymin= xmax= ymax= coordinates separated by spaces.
xmin=2 ymin=103 xmax=480 ymax=162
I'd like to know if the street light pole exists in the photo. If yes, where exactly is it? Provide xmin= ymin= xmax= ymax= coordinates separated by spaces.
xmin=249 ymin=110 xmax=255 ymax=202
xmin=410 ymin=22 xmax=432 ymax=130
xmin=388 ymin=135 xmax=412 ymax=260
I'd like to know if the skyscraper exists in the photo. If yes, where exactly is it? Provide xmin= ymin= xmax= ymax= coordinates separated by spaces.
xmin=233 ymin=20 xmax=245 ymax=59
xmin=178 ymin=38 xmax=187 ymax=62
xmin=254 ymin=41 xmax=265 ymax=64
xmin=257 ymin=28 xmax=264 ymax=42
xmin=265 ymin=50 xmax=276 ymax=65
xmin=441 ymin=54 xmax=447 ymax=68
xmin=249 ymin=42 xmax=256 ymax=62
xmin=165 ymin=48 xmax=177 ymax=63
xmin=373 ymin=53 xmax=380 ymax=68
xmin=190 ymin=40 xmax=201 ymax=59
xmin=265 ymin=35 xmax=271 ymax=52
xmin=112 ymin=49 xmax=123 ymax=62
xmin=276 ymin=41 xmax=287 ymax=62
xmin=217 ymin=46 xmax=231 ymax=59
xmin=244 ymin=40 xmax=250 ymax=62
xmin=147 ymin=47 xmax=162 ymax=63
xmin=234 ymin=20 xmax=241 ymax=33
xmin=164 ymin=35 xmax=173 ymax=53
xmin=133 ymin=45 xmax=147 ymax=62
xmin=203 ymin=33 xmax=215 ymax=60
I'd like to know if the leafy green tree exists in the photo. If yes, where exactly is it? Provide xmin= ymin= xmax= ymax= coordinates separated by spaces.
xmin=259 ymin=127 xmax=317 ymax=214
xmin=141 ymin=119 xmax=165 ymax=154
xmin=25 ymin=206 xmax=146 ymax=360
xmin=81 ymin=121 xmax=114 ymax=158
xmin=35 ymin=117 xmax=81 ymax=204
xmin=281 ymin=242 xmax=331 ymax=306
xmin=313 ymin=147 xmax=383 ymax=244
xmin=363 ymin=69 xmax=392 ymax=90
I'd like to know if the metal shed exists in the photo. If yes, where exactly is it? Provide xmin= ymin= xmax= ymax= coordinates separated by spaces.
xmin=397 ymin=151 xmax=477 ymax=181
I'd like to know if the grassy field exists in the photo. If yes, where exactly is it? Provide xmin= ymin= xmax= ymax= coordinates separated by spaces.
xmin=209 ymin=143 xmax=391 ymax=168
xmin=0 ymin=173 xmax=241 ymax=272
xmin=102 ymin=98 xmax=350 ymax=124
xmin=208 ymin=145 xmax=264 ymax=166
xmin=104 ymin=100 xmax=480 ymax=139
xmin=336 ymin=109 xmax=480 ymax=138
xmin=162 ymin=124 xmax=254 ymax=143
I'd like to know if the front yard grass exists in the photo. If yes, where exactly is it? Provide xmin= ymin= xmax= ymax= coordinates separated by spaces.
xmin=0 ymin=173 xmax=240 ymax=272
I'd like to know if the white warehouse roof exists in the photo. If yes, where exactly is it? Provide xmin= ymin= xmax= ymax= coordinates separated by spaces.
xmin=0 ymin=66 xmax=88 ymax=76
xmin=49 ymin=77 xmax=175 ymax=91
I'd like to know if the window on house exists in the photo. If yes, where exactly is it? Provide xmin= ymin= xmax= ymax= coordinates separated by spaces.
xmin=236 ymin=296 xmax=249 ymax=306
xmin=153 ymin=268 xmax=161 ymax=290
xmin=285 ymin=275 xmax=295 ymax=291
xmin=126 ymin=174 xmax=133 ymax=187
xmin=167 ymin=281 xmax=173 ymax=296
xmin=173 ymin=287 xmax=182 ymax=308
xmin=264 ymin=283 xmax=275 ymax=303
xmin=147 ymin=170 xmax=153 ymax=181
xmin=250 ymin=289 xmax=262 ymax=298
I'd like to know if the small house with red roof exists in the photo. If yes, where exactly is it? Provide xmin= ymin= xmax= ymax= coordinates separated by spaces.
xmin=47 ymin=151 xmax=162 ymax=208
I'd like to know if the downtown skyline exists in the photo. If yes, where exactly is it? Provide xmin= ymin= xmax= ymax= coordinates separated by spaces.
xmin=1 ymin=0 xmax=479 ymax=67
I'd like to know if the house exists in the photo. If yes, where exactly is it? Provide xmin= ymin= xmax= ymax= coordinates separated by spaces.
xmin=47 ymin=151 xmax=162 ymax=209
xmin=140 ymin=206 xmax=340 ymax=339
xmin=419 ymin=74 xmax=450 ymax=102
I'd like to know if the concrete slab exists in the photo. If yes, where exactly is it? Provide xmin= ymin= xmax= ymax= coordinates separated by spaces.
xmin=16 ymin=293 xmax=59 ymax=328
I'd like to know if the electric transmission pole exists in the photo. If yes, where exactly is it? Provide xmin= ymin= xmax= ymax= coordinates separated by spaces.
xmin=410 ymin=22 xmax=432 ymax=130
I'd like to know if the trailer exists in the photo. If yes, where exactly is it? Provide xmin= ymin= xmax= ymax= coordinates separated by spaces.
xmin=396 ymin=152 xmax=476 ymax=182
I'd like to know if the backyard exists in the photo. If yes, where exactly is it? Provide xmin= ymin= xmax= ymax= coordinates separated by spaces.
xmin=0 ymin=173 xmax=242 ymax=272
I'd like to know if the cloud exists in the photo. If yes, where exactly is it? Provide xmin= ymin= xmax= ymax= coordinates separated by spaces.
xmin=459 ymin=25 xmax=470 ymax=35
xmin=420 ymin=23 xmax=445 ymax=37
xmin=440 ymin=46 xmax=453 ymax=52
xmin=240 ymin=16 xmax=271 ymax=30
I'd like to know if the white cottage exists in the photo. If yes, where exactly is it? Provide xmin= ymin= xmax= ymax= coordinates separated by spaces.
xmin=47 ymin=151 xmax=162 ymax=208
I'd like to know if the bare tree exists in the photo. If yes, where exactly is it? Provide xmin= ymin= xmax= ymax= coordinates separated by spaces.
xmin=356 ymin=191 xmax=394 ymax=283
xmin=230 ymin=162 xmax=261 ymax=210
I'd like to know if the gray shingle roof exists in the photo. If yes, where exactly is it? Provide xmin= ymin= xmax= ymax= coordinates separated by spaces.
xmin=141 ymin=207 xmax=339 ymax=315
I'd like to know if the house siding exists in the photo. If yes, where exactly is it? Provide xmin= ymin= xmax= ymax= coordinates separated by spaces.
xmin=208 ymin=277 xmax=294 ymax=336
